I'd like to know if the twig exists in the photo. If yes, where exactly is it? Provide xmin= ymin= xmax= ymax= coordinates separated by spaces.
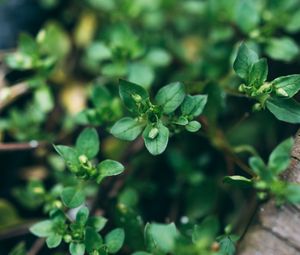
xmin=27 ymin=238 xmax=45 ymax=255
xmin=0 ymin=141 xmax=47 ymax=152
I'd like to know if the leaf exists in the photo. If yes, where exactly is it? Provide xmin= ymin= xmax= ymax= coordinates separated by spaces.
xmin=266 ymin=97 xmax=300 ymax=123
xmin=155 ymin=82 xmax=186 ymax=114
xmin=185 ymin=121 xmax=201 ymax=132
xmin=111 ymin=117 xmax=145 ymax=141
xmin=235 ymin=0 xmax=260 ymax=33
xmin=268 ymin=137 xmax=293 ymax=175
xmin=192 ymin=216 xmax=219 ymax=247
xmin=46 ymin=233 xmax=62 ymax=248
xmin=19 ymin=33 xmax=38 ymax=56
xmin=286 ymin=183 xmax=300 ymax=203
xmin=181 ymin=95 xmax=208 ymax=117
xmin=144 ymin=223 xmax=178 ymax=253
xmin=105 ymin=228 xmax=125 ymax=254
xmin=75 ymin=128 xmax=99 ymax=159
xmin=265 ymin=37 xmax=299 ymax=62
xmin=61 ymin=187 xmax=85 ymax=208
xmin=249 ymin=156 xmax=266 ymax=175
xmin=84 ymin=227 xmax=103 ymax=253
xmin=119 ymin=79 xmax=149 ymax=112
xmin=217 ymin=235 xmax=238 ymax=255
xmin=223 ymin=175 xmax=252 ymax=187
xmin=128 ymin=63 xmax=155 ymax=89
xmin=76 ymin=206 xmax=89 ymax=226
xmin=97 ymin=160 xmax=124 ymax=182
xmin=233 ymin=42 xmax=259 ymax=80
xmin=53 ymin=145 xmax=80 ymax=173
xmin=30 ymin=220 xmax=53 ymax=237
xmin=143 ymin=122 xmax=169 ymax=155
xmin=272 ymin=74 xmax=300 ymax=98
xmin=91 ymin=85 xmax=111 ymax=109
xmin=248 ymin=58 xmax=268 ymax=87
xmin=69 ymin=243 xmax=85 ymax=255
xmin=131 ymin=252 xmax=152 ymax=255
xmin=87 ymin=216 xmax=108 ymax=232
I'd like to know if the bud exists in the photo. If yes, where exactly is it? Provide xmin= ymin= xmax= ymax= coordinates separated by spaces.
xmin=275 ymin=88 xmax=288 ymax=97
xmin=254 ymin=181 xmax=267 ymax=190
xmin=53 ymin=200 xmax=63 ymax=209
xmin=257 ymin=192 xmax=267 ymax=200
xmin=132 ymin=93 xmax=142 ymax=103
xmin=33 ymin=187 xmax=45 ymax=195
xmin=252 ymin=103 xmax=262 ymax=112
xmin=148 ymin=127 xmax=159 ymax=139
xmin=63 ymin=234 xmax=72 ymax=243
xmin=238 ymin=84 xmax=246 ymax=93
xmin=79 ymin=154 xmax=88 ymax=164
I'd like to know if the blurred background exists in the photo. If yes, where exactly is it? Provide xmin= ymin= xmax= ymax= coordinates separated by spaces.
xmin=0 ymin=0 xmax=300 ymax=254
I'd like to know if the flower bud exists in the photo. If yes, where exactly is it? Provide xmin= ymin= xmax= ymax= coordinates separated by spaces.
xmin=63 ymin=234 xmax=72 ymax=243
xmin=148 ymin=127 xmax=159 ymax=139
xmin=252 ymin=103 xmax=262 ymax=112
xmin=79 ymin=154 xmax=88 ymax=164
xmin=132 ymin=93 xmax=142 ymax=103
xmin=275 ymin=88 xmax=288 ymax=97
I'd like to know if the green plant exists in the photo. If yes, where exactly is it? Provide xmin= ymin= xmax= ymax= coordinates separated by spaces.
xmin=2 ymin=1 xmax=300 ymax=255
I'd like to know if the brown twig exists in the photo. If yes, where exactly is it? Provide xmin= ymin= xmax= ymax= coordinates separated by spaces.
xmin=0 ymin=141 xmax=47 ymax=152
xmin=27 ymin=238 xmax=45 ymax=255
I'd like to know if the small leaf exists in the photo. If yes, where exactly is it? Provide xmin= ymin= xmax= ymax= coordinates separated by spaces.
xmin=30 ymin=220 xmax=53 ymax=237
xmin=268 ymin=137 xmax=293 ymax=175
xmin=87 ymin=216 xmax=108 ymax=232
xmin=97 ymin=160 xmax=124 ymax=181
xmin=144 ymin=223 xmax=178 ymax=253
xmin=181 ymin=95 xmax=208 ymax=117
xmin=105 ymin=228 xmax=125 ymax=254
xmin=233 ymin=43 xmax=259 ymax=80
xmin=217 ymin=235 xmax=238 ymax=255
xmin=286 ymin=183 xmax=300 ymax=203
xmin=84 ymin=227 xmax=103 ymax=253
xmin=53 ymin=145 xmax=80 ymax=172
xmin=248 ymin=58 xmax=268 ymax=87
xmin=76 ymin=206 xmax=89 ymax=225
xmin=223 ymin=176 xmax=252 ymax=187
xmin=69 ymin=243 xmax=85 ymax=255
xmin=46 ymin=233 xmax=62 ymax=248
xmin=249 ymin=156 xmax=266 ymax=175
xmin=143 ymin=122 xmax=169 ymax=155
xmin=75 ymin=128 xmax=99 ymax=159
xmin=131 ymin=252 xmax=152 ymax=255
xmin=155 ymin=82 xmax=186 ymax=114
xmin=61 ymin=187 xmax=85 ymax=208
xmin=265 ymin=37 xmax=299 ymax=62
xmin=119 ymin=79 xmax=149 ymax=112
xmin=266 ymin=97 xmax=300 ymax=123
xmin=111 ymin=117 xmax=145 ymax=141
xmin=272 ymin=75 xmax=300 ymax=98
xmin=192 ymin=216 xmax=219 ymax=246
xmin=185 ymin=121 xmax=201 ymax=132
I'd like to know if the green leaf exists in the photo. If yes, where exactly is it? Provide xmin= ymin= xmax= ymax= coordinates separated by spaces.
xmin=128 ymin=63 xmax=155 ymax=89
xmin=105 ymin=228 xmax=125 ymax=254
xmin=97 ymin=160 xmax=124 ymax=182
xmin=69 ymin=243 xmax=85 ymax=255
xmin=155 ymin=82 xmax=185 ymax=113
xmin=46 ymin=233 xmax=62 ymax=248
xmin=192 ymin=216 xmax=219 ymax=247
xmin=286 ymin=183 xmax=300 ymax=203
xmin=75 ymin=128 xmax=99 ymax=159
xmin=53 ymin=145 xmax=80 ymax=173
xmin=144 ymin=223 xmax=178 ymax=253
xmin=76 ymin=206 xmax=89 ymax=226
xmin=265 ymin=37 xmax=299 ymax=62
xmin=217 ymin=235 xmax=238 ymax=255
xmin=111 ymin=117 xmax=145 ymax=141
xmin=268 ymin=138 xmax=293 ymax=175
xmin=61 ymin=187 xmax=85 ymax=208
xmin=119 ymin=79 xmax=149 ymax=112
xmin=272 ymin=75 xmax=300 ymax=98
xmin=30 ymin=220 xmax=53 ymax=237
xmin=84 ymin=227 xmax=103 ymax=253
xmin=233 ymin=43 xmax=259 ymax=80
xmin=181 ymin=95 xmax=208 ymax=117
xmin=223 ymin=175 xmax=252 ymax=187
xmin=19 ymin=33 xmax=38 ymax=56
xmin=91 ymin=85 xmax=111 ymax=109
xmin=131 ymin=252 xmax=151 ymax=255
xmin=248 ymin=58 xmax=268 ymax=87
xmin=249 ymin=156 xmax=266 ymax=175
xmin=87 ymin=216 xmax=108 ymax=232
xmin=266 ymin=97 xmax=300 ymax=123
xmin=143 ymin=122 xmax=169 ymax=155
xmin=235 ymin=0 xmax=260 ymax=33
xmin=185 ymin=121 xmax=201 ymax=132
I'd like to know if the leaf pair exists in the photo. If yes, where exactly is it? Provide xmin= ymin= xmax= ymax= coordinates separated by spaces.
xmin=234 ymin=42 xmax=300 ymax=123
xmin=111 ymin=80 xmax=207 ymax=155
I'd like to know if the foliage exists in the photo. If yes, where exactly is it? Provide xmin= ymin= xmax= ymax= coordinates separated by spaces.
xmin=1 ymin=0 xmax=300 ymax=254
